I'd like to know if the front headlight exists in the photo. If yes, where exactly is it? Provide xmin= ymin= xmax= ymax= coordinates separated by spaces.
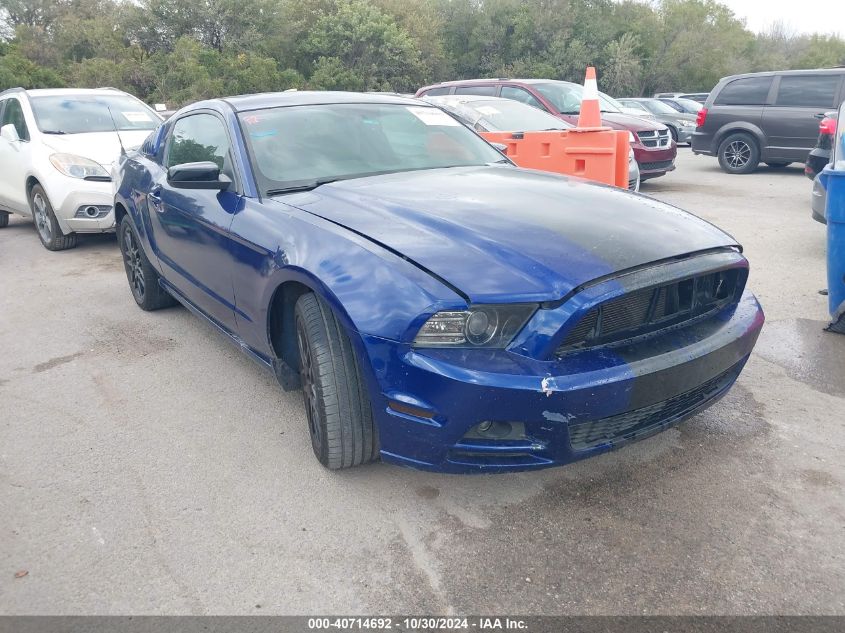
xmin=628 ymin=131 xmax=637 ymax=144
xmin=680 ymin=120 xmax=695 ymax=128
xmin=49 ymin=153 xmax=110 ymax=180
xmin=413 ymin=305 xmax=536 ymax=348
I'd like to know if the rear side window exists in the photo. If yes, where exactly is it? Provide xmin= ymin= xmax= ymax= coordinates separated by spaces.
xmin=454 ymin=85 xmax=497 ymax=96
xmin=422 ymin=87 xmax=451 ymax=96
xmin=774 ymin=75 xmax=841 ymax=108
xmin=715 ymin=77 xmax=773 ymax=106
xmin=1 ymin=98 xmax=30 ymax=141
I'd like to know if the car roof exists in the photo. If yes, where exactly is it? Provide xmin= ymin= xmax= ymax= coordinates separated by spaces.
xmin=424 ymin=95 xmax=516 ymax=105
xmin=422 ymin=78 xmax=578 ymax=88
xmin=719 ymin=68 xmax=845 ymax=83
xmin=221 ymin=90 xmax=423 ymax=112
xmin=0 ymin=87 xmax=131 ymax=99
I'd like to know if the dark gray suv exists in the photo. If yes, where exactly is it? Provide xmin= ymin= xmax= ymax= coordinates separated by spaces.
xmin=692 ymin=69 xmax=845 ymax=174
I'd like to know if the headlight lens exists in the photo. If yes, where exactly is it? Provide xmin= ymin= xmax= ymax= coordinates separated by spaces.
xmin=628 ymin=131 xmax=637 ymax=144
xmin=680 ymin=120 xmax=695 ymax=128
xmin=49 ymin=153 xmax=110 ymax=180
xmin=413 ymin=305 xmax=536 ymax=348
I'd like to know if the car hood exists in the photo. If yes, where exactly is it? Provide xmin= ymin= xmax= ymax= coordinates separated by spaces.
xmin=601 ymin=112 xmax=667 ymax=132
xmin=40 ymin=130 xmax=153 ymax=166
xmin=284 ymin=166 xmax=739 ymax=303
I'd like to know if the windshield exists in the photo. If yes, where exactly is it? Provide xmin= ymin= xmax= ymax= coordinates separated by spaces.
xmin=644 ymin=99 xmax=681 ymax=115
xmin=533 ymin=83 xmax=621 ymax=114
xmin=456 ymin=99 xmax=570 ymax=132
xmin=675 ymin=98 xmax=703 ymax=113
xmin=240 ymin=103 xmax=507 ymax=194
xmin=31 ymin=95 xmax=161 ymax=134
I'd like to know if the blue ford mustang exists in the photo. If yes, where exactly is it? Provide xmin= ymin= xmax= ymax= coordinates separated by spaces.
xmin=114 ymin=92 xmax=764 ymax=473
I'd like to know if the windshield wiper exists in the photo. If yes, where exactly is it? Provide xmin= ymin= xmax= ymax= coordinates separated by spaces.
xmin=266 ymin=178 xmax=341 ymax=196
xmin=42 ymin=129 xmax=68 ymax=134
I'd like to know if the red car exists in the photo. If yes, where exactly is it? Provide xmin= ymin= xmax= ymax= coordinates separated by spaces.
xmin=416 ymin=78 xmax=677 ymax=181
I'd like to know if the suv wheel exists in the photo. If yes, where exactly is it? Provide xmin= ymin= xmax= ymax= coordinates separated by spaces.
xmin=29 ymin=184 xmax=77 ymax=250
xmin=717 ymin=133 xmax=760 ymax=174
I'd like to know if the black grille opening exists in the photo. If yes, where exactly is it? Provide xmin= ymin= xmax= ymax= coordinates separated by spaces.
xmin=640 ymin=160 xmax=674 ymax=171
xmin=568 ymin=362 xmax=742 ymax=450
xmin=557 ymin=268 xmax=743 ymax=356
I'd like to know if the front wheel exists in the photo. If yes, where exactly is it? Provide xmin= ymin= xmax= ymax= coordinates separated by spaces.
xmin=717 ymin=133 xmax=760 ymax=174
xmin=668 ymin=126 xmax=678 ymax=143
xmin=29 ymin=184 xmax=77 ymax=250
xmin=118 ymin=217 xmax=176 ymax=311
xmin=295 ymin=293 xmax=377 ymax=470
xmin=0 ymin=211 xmax=8 ymax=228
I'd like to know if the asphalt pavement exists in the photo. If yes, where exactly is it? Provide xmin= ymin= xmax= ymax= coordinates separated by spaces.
xmin=1 ymin=149 xmax=843 ymax=615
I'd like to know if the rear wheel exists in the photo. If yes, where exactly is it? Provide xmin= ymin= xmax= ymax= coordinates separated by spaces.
xmin=765 ymin=162 xmax=791 ymax=169
xmin=29 ymin=184 xmax=77 ymax=250
xmin=717 ymin=132 xmax=760 ymax=174
xmin=118 ymin=216 xmax=176 ymax=311
xmin=0 ymin=211 xmax=8 ymax=228
xmin=295 ymin=292 xmax=377 ymax=470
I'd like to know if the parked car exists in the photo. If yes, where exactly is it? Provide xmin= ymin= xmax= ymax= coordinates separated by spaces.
xmin=115 ymin=91 xmax=763 ymax=473
xmin=655 ymin=92 xmax=710 ymax=104
xmin=692 ymin=69 xmax=845 ymax=174
xmin=416 ymin=79 xmax=677 ymax=181
xmin=423 ymin=94 xmax=640 ymax=190
xmin=0 ymin=87 xmax=163 ymax=249
xmin=657 ymin=97 xmax=704 ymax=115
xmin=617 ymin=98 xmax=697 ymax=143
xmin=806 ymin=111 xmax=838 ymax=180
xmin=809 ymin=111 xmax=839 ymax=223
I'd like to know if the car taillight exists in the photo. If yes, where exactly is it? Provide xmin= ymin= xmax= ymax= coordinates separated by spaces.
xmin=696 ymin=108 xmax=707 ymax=128
xmin=820 ymin=117 xmax=837 ymax=136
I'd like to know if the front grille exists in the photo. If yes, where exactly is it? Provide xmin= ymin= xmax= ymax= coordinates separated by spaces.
xmin=557 ymin=269 xmax=742 ymax=355
xmin=568 ymin=362 xmax=742 ymax=450
xmin=638 ymin=129 xmax=672 ymax=148
xmin=640 ymin=159 xmax=674 ymax=171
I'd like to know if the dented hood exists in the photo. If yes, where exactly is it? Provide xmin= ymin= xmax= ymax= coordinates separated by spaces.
xmin=285 ymin=166 xmax=739 ymax=303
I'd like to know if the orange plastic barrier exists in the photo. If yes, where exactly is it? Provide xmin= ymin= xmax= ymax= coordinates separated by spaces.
xmin=482 ymin=128 xmax=630 ymax=189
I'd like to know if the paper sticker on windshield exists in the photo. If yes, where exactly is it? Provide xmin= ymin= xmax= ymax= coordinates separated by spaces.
xmin=406 ymin=107 xmax=460 ymax=126
xmin=475 ymin=106 xmax=500 ymax=116
xmin=122 ymin=111 xmax=153 ymax=123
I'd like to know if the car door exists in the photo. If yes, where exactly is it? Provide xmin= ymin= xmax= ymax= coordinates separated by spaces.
xmin=0 ymin=97 xmax=34 ymax=214
xmin=763 ymin=73 xmax=844 ymax=161
xmin=148 ymin=111 xmax=242 ymax=332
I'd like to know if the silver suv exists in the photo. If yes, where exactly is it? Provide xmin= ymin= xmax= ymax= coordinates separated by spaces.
xmin=692 ymin=69 xmax=845 ymax=174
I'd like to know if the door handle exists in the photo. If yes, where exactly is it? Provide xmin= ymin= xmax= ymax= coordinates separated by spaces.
xmin=148 ymin=187 xmax=163 ymax=211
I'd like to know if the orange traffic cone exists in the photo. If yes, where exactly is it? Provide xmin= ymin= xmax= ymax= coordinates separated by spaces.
xmin=576 ymin=66 xmax=604 ymax=130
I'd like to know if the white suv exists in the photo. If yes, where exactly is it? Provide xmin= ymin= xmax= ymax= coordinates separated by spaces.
xmin=0 ymin=88 xmax=162 ymax=250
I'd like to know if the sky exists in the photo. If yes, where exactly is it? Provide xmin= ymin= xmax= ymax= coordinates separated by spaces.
xmin=717 ymin=0 xmax=845 ymax=36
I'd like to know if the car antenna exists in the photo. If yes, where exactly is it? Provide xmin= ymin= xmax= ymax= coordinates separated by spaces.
xmin=105 ymin=104 xmax=126 ymax=157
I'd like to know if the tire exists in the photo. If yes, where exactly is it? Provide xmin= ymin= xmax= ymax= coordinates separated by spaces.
xmin=295 ymin=293 xmax=377 ymax=470
xmin=667 ymin=125 xmax=678 ymax=143
xmin=717 ymin=132 xmax=760 ymax=174
xmin=765 ymin=162 xmax=791 ymax=169
xmin=0 ymin=211 xmax=8 ymax=228
xmin=118 ymin=216 xmax=176 ymax=311
xmin=29 ymin=184 xmax=77 ymax=250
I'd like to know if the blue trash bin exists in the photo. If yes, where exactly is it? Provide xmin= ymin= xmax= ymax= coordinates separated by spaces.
xmin=820 ymin=102 xmax=845 ymax=333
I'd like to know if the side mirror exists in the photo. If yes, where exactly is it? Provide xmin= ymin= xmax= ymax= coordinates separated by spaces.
xmin=167 ymin=161 xmax=231 ymax=190
xmin=1 ymin=124 xmax=20 ymax=143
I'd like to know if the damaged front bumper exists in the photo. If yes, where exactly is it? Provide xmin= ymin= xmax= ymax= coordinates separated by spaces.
xmin=361 ymin=290 xmax=764 ymax=473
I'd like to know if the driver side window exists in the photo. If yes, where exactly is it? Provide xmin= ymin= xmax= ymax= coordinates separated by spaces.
xmin=1 ymin=98 xmax=30 ymax=141
xmin=167 ymin=113 xmax=234 ymax=181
